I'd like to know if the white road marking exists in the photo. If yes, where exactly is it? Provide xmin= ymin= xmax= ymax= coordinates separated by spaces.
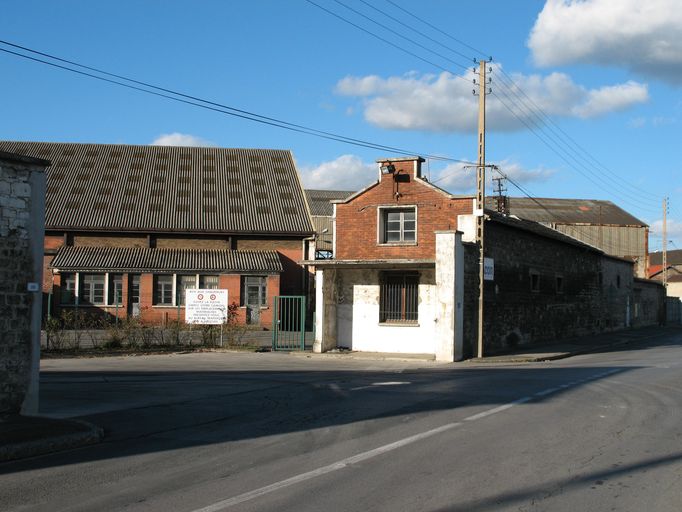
xmin=189 ymin=368 xmax=623 ymax=512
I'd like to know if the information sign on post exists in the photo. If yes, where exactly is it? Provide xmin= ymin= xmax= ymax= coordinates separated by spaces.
xmin=185 ymin=289 xmax=229 ymax=325
xmin=483 ymin=258 xmax=494 ymax=281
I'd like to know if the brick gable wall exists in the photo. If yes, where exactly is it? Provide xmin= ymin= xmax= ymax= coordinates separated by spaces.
xmin=335 ymin=172 xmax=473 ymax=260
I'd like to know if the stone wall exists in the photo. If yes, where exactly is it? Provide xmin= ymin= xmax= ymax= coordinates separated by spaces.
xmin=0 ymin=152 xmax=47 ymax=415
xmin=462 ymin=218 xmax=658 ymax=355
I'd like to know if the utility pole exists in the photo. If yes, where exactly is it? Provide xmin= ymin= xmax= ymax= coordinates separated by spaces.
xmin=492 ymin=176 xmax=508 ymax=215
xmin=663 ymin=197 xmax=668 ymax=290
xmin=474 ymin=59 xmax=491 ymax=358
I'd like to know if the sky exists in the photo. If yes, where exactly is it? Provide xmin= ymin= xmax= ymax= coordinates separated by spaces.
xmin=1 ymin=0 xmax=680 ymax=251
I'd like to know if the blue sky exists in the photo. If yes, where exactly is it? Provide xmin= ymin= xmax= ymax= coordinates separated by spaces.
xmin=1 ymin=0 xmax=680 ymax=250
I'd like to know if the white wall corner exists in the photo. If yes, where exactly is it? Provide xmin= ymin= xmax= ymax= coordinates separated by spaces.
xmin=457 ymin=214 xmax=476 ymax=243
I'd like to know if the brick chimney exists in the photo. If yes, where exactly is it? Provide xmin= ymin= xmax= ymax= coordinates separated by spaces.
xmin=376 ymin=156 xmax=425 ymax=182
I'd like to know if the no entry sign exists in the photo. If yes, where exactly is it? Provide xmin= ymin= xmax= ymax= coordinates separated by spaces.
xmin=185 ymin=289 xmax=229 ymax=325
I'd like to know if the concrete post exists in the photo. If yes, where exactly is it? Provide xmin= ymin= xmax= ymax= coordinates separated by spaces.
xmin=313 ymin=269 xmax=337 ymax=353
xmin=435 ymin=231 xmax=464 ymax=362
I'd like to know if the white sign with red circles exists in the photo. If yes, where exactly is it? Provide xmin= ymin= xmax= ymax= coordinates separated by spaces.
xmin=185 ymin=289 xmax=229 ymax=325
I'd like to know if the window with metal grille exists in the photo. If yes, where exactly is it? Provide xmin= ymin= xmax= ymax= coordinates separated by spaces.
xmin=381 ymin=207 xmax=416 ymax=244
xmin=154 ymin=275 xmax=173 ymax=305
xmin=379 ymin=272 xmax=419 ymax=323
xmin=80 ymin=273 xmax=105 ymax=305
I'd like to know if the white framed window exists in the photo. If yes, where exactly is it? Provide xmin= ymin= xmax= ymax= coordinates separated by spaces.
xmin=154 ymin=275 xmax=174 ymax=305
xmin=378 ymin=206 xmax=417 ymax=244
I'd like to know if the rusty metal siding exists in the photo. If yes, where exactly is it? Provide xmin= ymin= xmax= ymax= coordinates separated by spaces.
xmin=50 ymin=246 xmax=283 ymax=273
xmin=554 ymin=224 xmax=647 ymax=257
xmin=0 ymin=141 xmax=314 ymax=235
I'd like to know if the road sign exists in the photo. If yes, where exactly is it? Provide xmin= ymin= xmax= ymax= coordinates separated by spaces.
xmin=185 ymin=289 xmax=228 ymax=325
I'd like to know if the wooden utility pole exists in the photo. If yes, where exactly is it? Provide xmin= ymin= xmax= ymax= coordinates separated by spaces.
xmin=475 ymin=60 xmax=489 ymax=358
xmin=663 ymin=197 xmax=668 ymax=289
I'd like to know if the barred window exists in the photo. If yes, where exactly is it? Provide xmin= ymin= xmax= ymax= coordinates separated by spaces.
xmin=379 ymin=272 xmax=419 ymax=323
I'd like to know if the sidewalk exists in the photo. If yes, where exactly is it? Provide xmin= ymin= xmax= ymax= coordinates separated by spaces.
xmin=0 ymin=415 xmax=103 ymax=463
xmin=470 ymin=324 xmax=680 ymax=363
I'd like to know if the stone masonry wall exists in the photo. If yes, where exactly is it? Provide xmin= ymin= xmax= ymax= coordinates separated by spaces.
xmin=462 ymin=220 xmax=651 ymax=355
xmin=1 ymin=155 xmax=46 ymax=414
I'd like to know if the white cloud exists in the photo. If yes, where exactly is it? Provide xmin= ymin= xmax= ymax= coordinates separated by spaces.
xmin=151 ymin=133 xmax=216 ymax=147
xmin=335 ymin=68 xmax=648 ymax=133
xmin=298 ymin=154 xmax=376 ymax=190
xmin=650 ymin=219 xmax=682 ymax=246
xmin=528 ymin=0 xmax=682 ymax=85
xmin=431 ymin=160 xmax=556 ymax=194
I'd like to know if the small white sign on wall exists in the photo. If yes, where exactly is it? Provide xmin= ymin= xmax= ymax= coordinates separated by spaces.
xmin=484 ymin=258 xmax=494 ymax=281
xmin=185 ymin=289 xmax=228 ymax=325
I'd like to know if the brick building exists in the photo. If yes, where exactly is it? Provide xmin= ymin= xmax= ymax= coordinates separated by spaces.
xmin=0 ymin=141 xmax=314 ymax=328
xmin=310 ymin=156 xmax=664 ymax=361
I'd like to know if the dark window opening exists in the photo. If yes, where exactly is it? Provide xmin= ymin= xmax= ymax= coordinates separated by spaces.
xmin=555 ymin=276 xmax=564 ymax=294
xmin=530 ymin=272 xmax=540 ymax=293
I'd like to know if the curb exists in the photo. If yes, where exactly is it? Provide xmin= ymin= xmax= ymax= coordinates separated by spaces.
xmin=0 ymin=419 xmax=104 ymax=463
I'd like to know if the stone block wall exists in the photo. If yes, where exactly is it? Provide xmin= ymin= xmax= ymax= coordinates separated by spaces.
xmin=0 ymin=152 xmax=47 ymax=415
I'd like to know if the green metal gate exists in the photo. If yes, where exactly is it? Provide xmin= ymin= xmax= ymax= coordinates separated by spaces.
xmin=272 ymin=296 xmax=306 ymax=351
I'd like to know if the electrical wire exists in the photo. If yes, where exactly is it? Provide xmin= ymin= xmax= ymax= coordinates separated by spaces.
xmin=304 ymin=0 xmax=472 ymax=82
xmin=0 ymin=41 xmax=475 ymax=165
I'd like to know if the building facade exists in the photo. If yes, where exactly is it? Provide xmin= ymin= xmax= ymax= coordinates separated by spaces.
xmin=0 ymin=141 xmax=315 ymax=328
xmin=311 ymin=156 xmax=664 ymax=361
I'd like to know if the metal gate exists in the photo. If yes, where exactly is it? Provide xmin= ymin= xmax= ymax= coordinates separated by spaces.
xmin=272 ymin=296 xmax=306 ymax=351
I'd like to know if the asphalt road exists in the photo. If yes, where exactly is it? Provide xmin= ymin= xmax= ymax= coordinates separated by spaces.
xmin=2 ymin=331 xmax=681 ymax=512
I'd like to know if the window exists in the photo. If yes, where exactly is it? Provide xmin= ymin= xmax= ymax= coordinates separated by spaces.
xmin=199 ymin=275 xmax=219 ymax=289
xmin=80 ymin=273 xmax=105 ymax=304
xmin=616 ymin=274 xmax=621 ymax=288
xmin=530 ymin=272 xmax=540 ymax=293
xmin=379 ymin=272 xmax=419 ymax=323
xmin=108 ymin=274 xmax=123 ymax=305
xmin=60 ymin=273 xmax=77 ymax=305
xmin=177 ymin=274 xmax=197 ymax=305
xmin=555 ymin=275 xmax=564 ymax=294
xmin=380 ymin=207 xmax=416 ymax=244
xmin=241 ymin=276 xmax=267 ymax=307
xmin=129 ymin=274 xmax=140 ymax=304
xmin=154 ymin=275 xmax=173 ymax=305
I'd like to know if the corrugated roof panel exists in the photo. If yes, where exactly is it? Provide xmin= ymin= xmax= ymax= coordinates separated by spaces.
xmin=0 ymin=141 xmax=314 ymax=235
xmin=51 ymin=246 xmax=283 ymax=273
xmin=305 ymin=189 xmax=355 ymax=216
xmin=485 ymin=197 xmax=647 ymax=227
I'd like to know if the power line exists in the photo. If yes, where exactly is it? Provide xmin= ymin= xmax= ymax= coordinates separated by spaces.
xmin=491 ymin=79 xmax=660 ymax=214
xmin=304 ymin=0 xmax=472 ymax=82
xmin=0 ymin=40 xmax=475 ymax=166
xmin=357 ymin=3 xmax=662 ymax=211
xmin=383 ymin=0 xmax=489 ymax=59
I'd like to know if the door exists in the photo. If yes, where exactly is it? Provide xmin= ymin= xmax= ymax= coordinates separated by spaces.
xmin=128 ymin=274 xmax=141 ymax=317
xmin=243 ymin=276 xmax=266 ymax=325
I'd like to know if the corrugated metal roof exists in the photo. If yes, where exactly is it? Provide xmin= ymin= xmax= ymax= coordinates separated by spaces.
xmin=650 ymin=249 xmax=682 ymax=266
xmin=305 ymin=189 xmax=354 ymax=216
xmin=0 ymin=141 xmax=314 ymax=235
xmin=488 ymin=211 xmax=601 ymax=252
xmin=485 ymin=197 xmax=647 ymax=227
xmin=51 ymin=246 xmax=283 ymax=273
